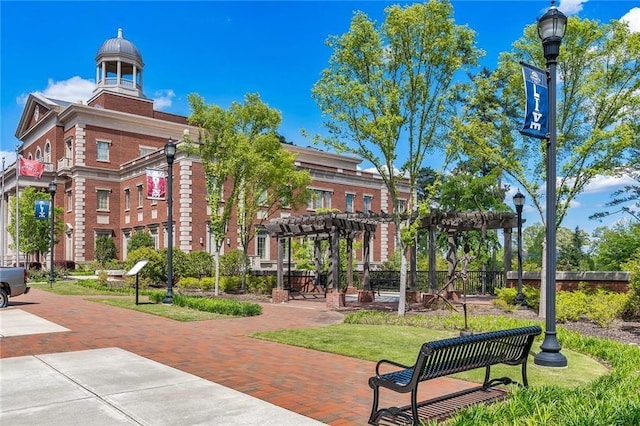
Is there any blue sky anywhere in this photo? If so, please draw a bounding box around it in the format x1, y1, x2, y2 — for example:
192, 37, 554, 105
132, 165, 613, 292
1, 0, 638, 235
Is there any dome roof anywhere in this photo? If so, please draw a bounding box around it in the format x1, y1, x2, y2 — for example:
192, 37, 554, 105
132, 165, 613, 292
96, 28, 143, 64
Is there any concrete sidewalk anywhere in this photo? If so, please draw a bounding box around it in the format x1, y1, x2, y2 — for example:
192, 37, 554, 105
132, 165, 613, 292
1, 346, 323, 425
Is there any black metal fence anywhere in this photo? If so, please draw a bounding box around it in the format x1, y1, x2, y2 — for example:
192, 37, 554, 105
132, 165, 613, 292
366, 270, 505, 295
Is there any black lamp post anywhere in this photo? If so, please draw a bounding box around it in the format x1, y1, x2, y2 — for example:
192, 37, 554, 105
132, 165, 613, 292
163, 138, 176, 304
48, 181, 56, 285
513, 190, 526, 306
534, 1, 568, 368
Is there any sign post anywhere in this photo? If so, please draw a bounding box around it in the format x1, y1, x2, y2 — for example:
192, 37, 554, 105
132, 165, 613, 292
126, 260, 149, 305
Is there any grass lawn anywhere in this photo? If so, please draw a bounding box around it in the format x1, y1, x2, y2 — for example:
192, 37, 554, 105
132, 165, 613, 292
30, 280, 127, 296
252, 323, 608, 388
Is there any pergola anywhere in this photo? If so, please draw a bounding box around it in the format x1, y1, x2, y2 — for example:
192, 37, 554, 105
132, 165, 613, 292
263, 210, 519, 306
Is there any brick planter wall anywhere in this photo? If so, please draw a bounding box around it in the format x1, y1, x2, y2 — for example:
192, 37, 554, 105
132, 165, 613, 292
506, 271, 630, 293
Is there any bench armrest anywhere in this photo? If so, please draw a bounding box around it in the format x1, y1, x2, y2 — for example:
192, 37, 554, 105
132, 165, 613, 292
375, 358, 413, 376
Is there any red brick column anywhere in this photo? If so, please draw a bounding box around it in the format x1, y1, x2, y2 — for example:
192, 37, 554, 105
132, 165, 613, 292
326, 291, 345, 309
406, 290, 419, 304
358, 290, 375, 303
271, 289, 290, 303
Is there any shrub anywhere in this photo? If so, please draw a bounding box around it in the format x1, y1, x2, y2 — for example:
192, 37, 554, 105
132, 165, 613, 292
177, 277, 200, 290
220, 249, 248, 276
494, 285, 539, 310
172, 294, 262, 316
128, 231, 155, 252
124, 247, 165, 285
97, 270, 109, 286
200, 277, 216, 291
220, 276, 242, 293
185, 251, 214, 278
247, 275, 276, 294
621, 250, 640, 320
95, 235, 118, 267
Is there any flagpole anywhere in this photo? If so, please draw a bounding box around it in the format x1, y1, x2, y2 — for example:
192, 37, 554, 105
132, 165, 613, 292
15, 146, 20, 267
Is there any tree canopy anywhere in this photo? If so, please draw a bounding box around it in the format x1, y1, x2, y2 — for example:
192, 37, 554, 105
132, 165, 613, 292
186, 92, 311, 292
311, 0, 482, 314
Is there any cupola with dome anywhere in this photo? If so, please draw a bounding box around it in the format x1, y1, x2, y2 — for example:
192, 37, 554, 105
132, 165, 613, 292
93, 28, 145, 98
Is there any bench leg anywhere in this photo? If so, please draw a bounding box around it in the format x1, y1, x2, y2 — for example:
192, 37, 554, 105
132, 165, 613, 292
368, 381, 381, 425
410, 389, 420, 425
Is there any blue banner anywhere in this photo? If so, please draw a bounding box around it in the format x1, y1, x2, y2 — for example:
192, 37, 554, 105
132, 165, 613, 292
520, 62, 548, 139
35, 199, 50, 220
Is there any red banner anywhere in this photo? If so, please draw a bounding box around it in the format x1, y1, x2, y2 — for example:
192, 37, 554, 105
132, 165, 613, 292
146, 169, 166, 200
19, 157, 45, 179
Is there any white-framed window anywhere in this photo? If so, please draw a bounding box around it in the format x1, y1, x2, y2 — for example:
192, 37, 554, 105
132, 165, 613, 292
44, 141, 51, 163
363, 195, 373, 213
97, 189, 110, 211
124, 188, 130, 210
122, 231, 131, 259
137, 185, 143, 208
150, 227, 159, 249
346, 193, 355, 213
279, 238, 291, 261
395, 199, 406, 214
97, 140, 110, 161
35, 148, 42, 161
307, 189, 332, 210
66, 190, 72, 212
257, 232, 269, 260
139, 146, 156, 157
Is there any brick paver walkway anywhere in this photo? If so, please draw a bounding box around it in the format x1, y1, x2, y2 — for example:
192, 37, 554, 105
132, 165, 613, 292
1, 289, 479, 425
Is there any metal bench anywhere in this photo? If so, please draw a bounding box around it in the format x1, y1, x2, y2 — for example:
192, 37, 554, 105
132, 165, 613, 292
369, 276, 400, 295
368, 326, 542, 425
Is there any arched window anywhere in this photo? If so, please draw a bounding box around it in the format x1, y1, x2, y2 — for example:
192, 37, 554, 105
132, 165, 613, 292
44, 140, 51, 163
35, 148, 42, 161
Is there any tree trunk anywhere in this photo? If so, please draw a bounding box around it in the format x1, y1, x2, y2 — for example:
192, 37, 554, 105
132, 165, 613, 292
539, 236, 547, 319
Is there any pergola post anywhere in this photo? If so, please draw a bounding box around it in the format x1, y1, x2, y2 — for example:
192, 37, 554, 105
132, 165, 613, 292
363, 230, 371, 290
346, 235, 354, 291
271, 236, 289, 303
428, 225, 436, 293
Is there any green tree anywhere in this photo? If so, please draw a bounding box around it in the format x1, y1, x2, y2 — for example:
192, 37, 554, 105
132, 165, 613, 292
593, 222, 640, 271
127, 231, 154, 253
95, 235, 117, 267
310, 0, 481, 315
557, 226, 592, 271
8, 187, 63, 267
451, 17, 639, 316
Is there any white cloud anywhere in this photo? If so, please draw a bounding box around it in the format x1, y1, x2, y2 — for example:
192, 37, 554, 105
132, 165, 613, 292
152, 89, 175, 110
1, 152, 17, 166
621, 7, 640, 33
580, 174, 637, 195
16, 76, 95, 106
558, 0, 587, 16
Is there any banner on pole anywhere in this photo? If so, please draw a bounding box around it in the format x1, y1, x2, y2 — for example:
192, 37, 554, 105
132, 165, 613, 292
146, 169, 166, 200
35, 199, 50, 220
19, 156, 45, 179
520, 62, 548, 139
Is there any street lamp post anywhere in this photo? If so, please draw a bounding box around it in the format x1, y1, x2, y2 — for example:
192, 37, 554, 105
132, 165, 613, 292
48, 181, 56, 285
534, 1, 568, 368
513, 190, 526, 306
163, 138, 176, 304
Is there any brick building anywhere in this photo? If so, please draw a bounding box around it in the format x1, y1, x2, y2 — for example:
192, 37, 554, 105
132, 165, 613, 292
0, 29, 409, 270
